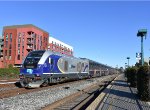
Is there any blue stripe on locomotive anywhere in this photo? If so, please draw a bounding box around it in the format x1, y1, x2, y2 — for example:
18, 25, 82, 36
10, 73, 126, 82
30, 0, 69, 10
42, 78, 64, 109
83, 64, 88, 72
43, 54, 62, 73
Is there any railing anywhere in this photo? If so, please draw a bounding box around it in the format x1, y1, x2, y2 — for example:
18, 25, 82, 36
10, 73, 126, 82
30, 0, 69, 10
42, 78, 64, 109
0, 42, 4, 45
27, 46, 33, 49
27, 35, 34, 39
27, 41, 33, 44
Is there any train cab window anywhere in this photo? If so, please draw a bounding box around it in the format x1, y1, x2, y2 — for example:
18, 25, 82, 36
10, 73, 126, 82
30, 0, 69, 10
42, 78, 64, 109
49, 58, 51, 64
49, 58, 54, 65
51, 59, 54, 65
24, 50, 45, 69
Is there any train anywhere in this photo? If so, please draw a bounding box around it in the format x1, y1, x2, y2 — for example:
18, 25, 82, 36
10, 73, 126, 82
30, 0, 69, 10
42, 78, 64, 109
19, 50, 116, 88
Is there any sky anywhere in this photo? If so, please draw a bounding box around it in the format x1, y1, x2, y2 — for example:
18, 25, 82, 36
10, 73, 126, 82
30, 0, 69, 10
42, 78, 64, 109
0, 0, 150, 68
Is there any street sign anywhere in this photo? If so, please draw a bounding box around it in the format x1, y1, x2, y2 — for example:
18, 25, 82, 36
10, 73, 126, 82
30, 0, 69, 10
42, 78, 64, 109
136, 52, 141, 58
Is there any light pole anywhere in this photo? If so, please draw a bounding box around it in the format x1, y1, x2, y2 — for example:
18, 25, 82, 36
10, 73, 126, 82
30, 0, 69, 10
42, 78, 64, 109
125, 63, 127, 69
127, 57, 130, 67
116, 65, 118, 74
137, 29, 147, 66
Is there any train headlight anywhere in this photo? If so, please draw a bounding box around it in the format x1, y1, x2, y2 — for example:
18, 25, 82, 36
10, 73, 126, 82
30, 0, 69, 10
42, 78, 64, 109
19, 74, 24, 79
34, 74, 41, 80
36, 74, 40, 76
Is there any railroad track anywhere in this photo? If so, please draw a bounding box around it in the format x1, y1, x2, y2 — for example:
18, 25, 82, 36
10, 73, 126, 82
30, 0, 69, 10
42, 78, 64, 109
0, 76, 109, 99
42, 75, 117, 110
0, 79, 88, 99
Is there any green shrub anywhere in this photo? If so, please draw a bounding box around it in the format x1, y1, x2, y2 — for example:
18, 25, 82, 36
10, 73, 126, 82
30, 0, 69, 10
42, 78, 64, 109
8, 64, 13, 68
125, 67, 130, 82
137, 66, 150, 101
125, 67, 137, 87
0, 67, 19, 79
130, 67, 137, 87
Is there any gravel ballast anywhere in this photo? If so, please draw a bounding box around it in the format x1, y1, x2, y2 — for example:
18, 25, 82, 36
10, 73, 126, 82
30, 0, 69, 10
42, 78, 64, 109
0, 75, 115, 110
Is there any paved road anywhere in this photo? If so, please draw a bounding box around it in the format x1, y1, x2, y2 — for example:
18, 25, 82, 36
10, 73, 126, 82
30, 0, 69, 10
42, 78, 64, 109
98, 74, 150, 110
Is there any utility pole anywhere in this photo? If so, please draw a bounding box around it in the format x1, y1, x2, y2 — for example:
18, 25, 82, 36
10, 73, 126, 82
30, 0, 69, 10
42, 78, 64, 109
137, 29, 147, 66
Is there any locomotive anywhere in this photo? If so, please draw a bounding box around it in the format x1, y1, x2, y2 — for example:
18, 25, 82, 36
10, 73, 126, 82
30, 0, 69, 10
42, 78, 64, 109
20, 50, 89, 88
19, 50, 116, 88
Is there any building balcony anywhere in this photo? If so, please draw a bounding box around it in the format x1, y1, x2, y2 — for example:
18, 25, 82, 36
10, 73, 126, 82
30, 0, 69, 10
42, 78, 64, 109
0, 53, 3, 57
0, 42, 4, 45
0, 45, 4, 49
0, 38, 4, 41
27, 41, 33, 44
27, 35, 34, 39
27, 46, 33, 50
0, 47, 4, 50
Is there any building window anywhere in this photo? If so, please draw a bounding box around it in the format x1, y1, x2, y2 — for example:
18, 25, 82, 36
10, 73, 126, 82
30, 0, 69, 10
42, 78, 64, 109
18, 49, 20, 54
9, 50, 11, 56
40, 36, 42, 41
32, 33, 35, 38
10, 33, 12, 42
53, 45, 55, 49
6, 34, 8, 41
34, 38, 36, 44
22, 37, 24, 46
37, 35, 39, 40
22, 46, 24, 54
5, 50, 7, 56
40, 36, 42, 46
41, 41, 42, 47
18, 32, 21, 37
18, 38, 21, 43
22, 55, 24, 60
9, 56, 11, 60
5, 41, 8, 48
18, 44, 20, 48
45, 38, 47, 42
34, 45, 36, 50
9, 44, 12, 49
44, 37, 45, 42
17, 55, 20, 60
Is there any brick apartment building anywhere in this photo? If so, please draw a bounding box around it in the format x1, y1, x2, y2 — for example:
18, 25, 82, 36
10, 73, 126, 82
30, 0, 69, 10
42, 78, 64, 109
1, 24, 49, 68
0, 24, 73, 68
0, 36, 4, 67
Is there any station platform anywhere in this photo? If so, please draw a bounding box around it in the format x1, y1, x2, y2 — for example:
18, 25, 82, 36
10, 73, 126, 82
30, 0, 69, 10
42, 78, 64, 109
87, 74, 150, 110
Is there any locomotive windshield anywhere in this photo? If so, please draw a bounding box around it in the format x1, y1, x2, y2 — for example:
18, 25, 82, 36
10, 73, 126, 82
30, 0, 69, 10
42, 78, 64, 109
24, 50, 45, 68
